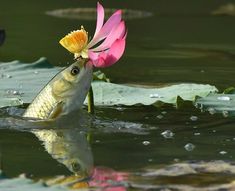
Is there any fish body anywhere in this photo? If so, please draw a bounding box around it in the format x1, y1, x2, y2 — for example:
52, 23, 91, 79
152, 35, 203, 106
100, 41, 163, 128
33, 126, 93, 177
23, 59, 94, 176
23, 60, 93, 119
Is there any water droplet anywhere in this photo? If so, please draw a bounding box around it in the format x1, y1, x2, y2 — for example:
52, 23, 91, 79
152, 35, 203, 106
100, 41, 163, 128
174, 158, 180, 162
161, 130, 174, 139
161, 111, 167, 115
222, 110, 229, 118
6, 90, 24, 96
194, 132, 200, 136
6, 74, 12, 78
184, 143, 195, 151
142, 141, 150, 145
217, 96, 231, 101
148, 158, 153, 162
149, 126, 158, 130
157, 115, 164, 119
116, 107, 125, 111
34, 71, 39, 74
190, 116, 198, 121
13, 90, 22, 95
219, 151, 227, 155
208, 107, 216, 115
149, 93, 163, 98
0, 74, 12, 78
212, 130, 217, 133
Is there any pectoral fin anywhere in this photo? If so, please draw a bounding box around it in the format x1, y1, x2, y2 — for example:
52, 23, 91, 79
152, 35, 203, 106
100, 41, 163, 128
49, 101, 64, 119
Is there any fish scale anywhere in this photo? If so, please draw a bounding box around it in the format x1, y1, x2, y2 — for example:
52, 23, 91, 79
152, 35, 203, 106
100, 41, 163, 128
23, 85, 57, 119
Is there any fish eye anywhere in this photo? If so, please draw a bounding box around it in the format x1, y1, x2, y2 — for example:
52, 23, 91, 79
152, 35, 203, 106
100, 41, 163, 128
71, 66, 80, 76
71, 162, 81, 172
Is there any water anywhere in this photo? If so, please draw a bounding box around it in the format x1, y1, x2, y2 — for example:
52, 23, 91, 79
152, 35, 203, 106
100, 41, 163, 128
1, 0, 235, 190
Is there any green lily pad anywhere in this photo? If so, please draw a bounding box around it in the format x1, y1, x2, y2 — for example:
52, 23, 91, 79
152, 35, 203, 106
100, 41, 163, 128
0, 58, 218, 108
85, 82, 217, 108
212, 3, 235, 16
195, 94, 235, 116
0, 175, 70, 191
46, 8, 153, 21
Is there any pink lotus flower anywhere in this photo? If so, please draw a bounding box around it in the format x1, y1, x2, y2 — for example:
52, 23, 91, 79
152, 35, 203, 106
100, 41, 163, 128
59, 2, 127, 68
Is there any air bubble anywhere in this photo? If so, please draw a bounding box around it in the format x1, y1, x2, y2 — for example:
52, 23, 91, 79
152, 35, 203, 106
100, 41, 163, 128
219, 151, 227, 155
208, 107, 216, 115
184, 143, 195, 151
142, 141, 150, 145
190, 116, 198, 121
222, 111, 229, 118
161, 130, 174, 139
157, 115, 164, 119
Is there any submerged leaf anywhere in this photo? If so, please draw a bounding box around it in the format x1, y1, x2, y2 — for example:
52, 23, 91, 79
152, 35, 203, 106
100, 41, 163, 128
0, 58, 217, 108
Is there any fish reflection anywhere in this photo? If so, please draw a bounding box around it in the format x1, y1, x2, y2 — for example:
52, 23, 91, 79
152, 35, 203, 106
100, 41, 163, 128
31, 110, 93, 178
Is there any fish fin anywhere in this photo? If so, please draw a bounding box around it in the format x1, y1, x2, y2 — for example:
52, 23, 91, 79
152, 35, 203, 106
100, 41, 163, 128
49, 101, 64, 119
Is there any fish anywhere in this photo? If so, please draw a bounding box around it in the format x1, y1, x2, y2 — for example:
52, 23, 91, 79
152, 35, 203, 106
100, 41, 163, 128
23, 59, 93, 119
32, 118, 94, 177
23, 59, 94, 177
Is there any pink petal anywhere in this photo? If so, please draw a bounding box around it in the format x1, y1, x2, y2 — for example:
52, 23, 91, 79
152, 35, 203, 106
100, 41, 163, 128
104, 38, 126, 67
88, 10, 122, 48
91, 21, 126, 51
92, 2, 105, 39
88, 50, 99, 61
89, 38, 126, 68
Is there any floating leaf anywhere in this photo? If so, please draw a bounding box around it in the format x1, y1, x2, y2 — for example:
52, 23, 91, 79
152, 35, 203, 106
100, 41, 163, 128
195, 94, 235, 116
46, 8, 153, 21
0, 175, 70, 191
223, 87, 235, 94
0, 58, 217, 108
85, 82, 217, 108
212, 3, 235, 16
0, 57, 60, 108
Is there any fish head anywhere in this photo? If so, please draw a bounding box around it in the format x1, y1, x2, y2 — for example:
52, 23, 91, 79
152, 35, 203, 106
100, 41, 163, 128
51, 59, 93, 116
58, 130, 94, 177
66, 156, 93, 178
35, 128, 94, 178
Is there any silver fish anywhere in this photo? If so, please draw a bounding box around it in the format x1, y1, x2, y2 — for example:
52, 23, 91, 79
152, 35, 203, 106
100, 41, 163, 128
23, 59, 94, 177
23, 59, 93, 119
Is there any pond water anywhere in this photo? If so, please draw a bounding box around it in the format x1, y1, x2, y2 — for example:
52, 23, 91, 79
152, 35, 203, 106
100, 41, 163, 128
1, 0, 235, 190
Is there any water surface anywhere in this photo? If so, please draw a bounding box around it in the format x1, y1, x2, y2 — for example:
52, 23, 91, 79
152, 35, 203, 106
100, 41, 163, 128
1, 0, 235, 190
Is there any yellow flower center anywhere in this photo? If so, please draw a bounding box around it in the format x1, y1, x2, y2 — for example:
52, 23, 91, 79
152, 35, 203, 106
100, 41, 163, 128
59, 26, 88, 58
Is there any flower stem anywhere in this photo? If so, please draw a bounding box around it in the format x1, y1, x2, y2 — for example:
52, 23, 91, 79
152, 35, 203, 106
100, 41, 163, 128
87, 86, 94, 114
